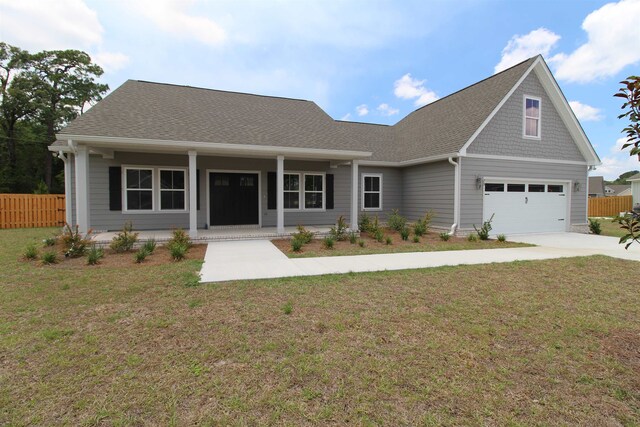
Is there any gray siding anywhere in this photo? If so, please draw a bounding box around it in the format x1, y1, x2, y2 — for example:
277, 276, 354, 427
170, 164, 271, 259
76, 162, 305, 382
401, 160, 455, 227
459, 157, 588, 229
468, 73, 586, 162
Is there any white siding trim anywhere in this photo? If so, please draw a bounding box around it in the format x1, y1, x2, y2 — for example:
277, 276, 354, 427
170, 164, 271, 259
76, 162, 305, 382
464, 153, 588, 165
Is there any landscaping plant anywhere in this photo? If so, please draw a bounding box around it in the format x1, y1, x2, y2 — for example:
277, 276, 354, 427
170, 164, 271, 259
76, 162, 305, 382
358, 213, 372, 233
110, 221, 139, 253
348, 231, 358, 244
374, 229, 384, 243
41, 250, 57, 265
413, 211, 434, 237
323, 236, 335, 249
86, 245, 104, 265
42, 237, 56, 247
412, 235, 420, 243
291, 237, 303, 252
61, 223, 91, 258
439, 232, 450, 241
141, 239, 157, 254
385, 236, 392, 245
292, 225, 314, 244
400, 227, 410, 241
170, 244, 188, 261
387, 209, 407, 232
467, 233, 479, 242
358, 239, 365, 247
497, 234, 507, 242
24, 244, 38, 260
134, 248, 149, 263
473, 214, 494, 240
168, 228, 192, 249
329, 215, 349, 241
588, 218, 602, 235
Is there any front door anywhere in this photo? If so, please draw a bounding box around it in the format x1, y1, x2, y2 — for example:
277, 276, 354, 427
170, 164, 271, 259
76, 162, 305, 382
209, 172, 259, 226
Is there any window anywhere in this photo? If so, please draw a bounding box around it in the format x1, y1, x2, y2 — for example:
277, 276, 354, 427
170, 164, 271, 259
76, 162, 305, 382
507, 183, 525, 192
283, 173, 300, 209
304, 174, 324, 209
159, 169, 186, 210
362, 174, 382, 210
528, 184, 545, 192
547, 184, 564, 193
484, 183, 504, 192
524, 96, 541, 138
125, 168, 153, 211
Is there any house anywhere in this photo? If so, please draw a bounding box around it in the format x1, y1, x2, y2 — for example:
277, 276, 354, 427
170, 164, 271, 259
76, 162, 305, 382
49, 55, 601, 238
605, 184, 631, 197
630, 173, 640, 207
588, 176, 605, 198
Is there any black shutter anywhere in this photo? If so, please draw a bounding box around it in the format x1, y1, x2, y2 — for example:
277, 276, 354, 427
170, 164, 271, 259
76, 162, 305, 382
267, 172, 276, 209
196, 169, 200, 210
326, 174, 334, 209
109, 167, 122, 211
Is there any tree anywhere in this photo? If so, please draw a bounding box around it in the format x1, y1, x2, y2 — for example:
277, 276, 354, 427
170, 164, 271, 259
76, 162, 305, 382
605, 170, 640, 185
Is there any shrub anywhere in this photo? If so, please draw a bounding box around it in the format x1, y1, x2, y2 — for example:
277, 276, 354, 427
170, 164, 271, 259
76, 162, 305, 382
588, 218, 602, 235
358, 239, 365, 247
86, 245, 104, 265
387, 209, 407, 232
330, 215, 349, 241
41, 251, 57, 265
168, 228, 191, 250
323, 236, 335, 249
141, 239, 157, 254
439, 232, 450, 241
400, 227, 410, 241
413, 211, 435, 237
293, 225, 314, 244
24, 244, 38, 260
412, 235, 420, 243
497, 234, 507, 242
134, 248, 149, 263
467, 233, 479, 242
473, 214, 494, 240
385, 236, 392, 245
43, 237, 56, 247
291, 237, 303, 252
374, 229, 384, 243
170, 244, 188, 261
110, 222, 139, 253
359, 213, 372, 233
61, 223, 91, 258
349, 231, 358, 244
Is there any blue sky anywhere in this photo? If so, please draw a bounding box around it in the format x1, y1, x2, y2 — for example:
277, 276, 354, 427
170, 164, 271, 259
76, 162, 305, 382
1, 0, 639, 179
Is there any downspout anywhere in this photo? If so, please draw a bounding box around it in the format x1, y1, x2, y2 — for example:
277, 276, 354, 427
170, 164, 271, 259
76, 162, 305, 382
448, 156, 460, 235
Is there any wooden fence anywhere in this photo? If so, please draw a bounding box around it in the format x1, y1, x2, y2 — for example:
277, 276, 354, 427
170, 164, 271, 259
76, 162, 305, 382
0, 194, 66, 229
588, 195, 633, 217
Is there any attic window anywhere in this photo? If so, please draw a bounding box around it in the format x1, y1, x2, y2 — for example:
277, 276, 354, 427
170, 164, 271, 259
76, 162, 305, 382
524, 96, 541, 138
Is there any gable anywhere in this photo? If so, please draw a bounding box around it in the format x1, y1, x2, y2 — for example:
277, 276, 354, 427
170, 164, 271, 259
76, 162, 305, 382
466, 72, 586, 162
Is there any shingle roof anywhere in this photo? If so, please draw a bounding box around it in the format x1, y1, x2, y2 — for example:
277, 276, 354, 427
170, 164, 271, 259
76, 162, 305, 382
588, 176, 605, 195
628, 173, 640, 181
57, 57, 538, 162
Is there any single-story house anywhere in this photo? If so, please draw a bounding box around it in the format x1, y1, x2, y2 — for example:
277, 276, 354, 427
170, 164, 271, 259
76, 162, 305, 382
588, 176, 605, 198
49, 55, 601, 238
605, 184, 631, 197
630, 173, 640, 207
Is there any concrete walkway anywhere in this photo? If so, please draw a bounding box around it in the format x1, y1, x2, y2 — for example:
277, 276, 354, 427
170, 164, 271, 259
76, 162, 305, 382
199, 233, 640, 283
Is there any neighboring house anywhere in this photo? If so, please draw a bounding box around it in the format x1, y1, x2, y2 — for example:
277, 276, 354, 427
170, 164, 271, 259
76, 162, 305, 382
629, 173, 640, 207
588, 176, 605, 198
605, 184, 631, 196
49, 55, 601, 237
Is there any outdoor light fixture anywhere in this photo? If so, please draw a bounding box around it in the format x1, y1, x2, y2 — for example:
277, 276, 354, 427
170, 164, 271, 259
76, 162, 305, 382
574, 182, 581, 192
475, 176, 483, 190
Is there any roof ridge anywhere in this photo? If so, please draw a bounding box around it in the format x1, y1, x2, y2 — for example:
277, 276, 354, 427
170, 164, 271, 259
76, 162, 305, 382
334, 120, 391, 127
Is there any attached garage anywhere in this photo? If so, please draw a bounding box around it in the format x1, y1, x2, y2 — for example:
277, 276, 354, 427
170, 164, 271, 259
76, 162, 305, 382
482, 179, 569, 235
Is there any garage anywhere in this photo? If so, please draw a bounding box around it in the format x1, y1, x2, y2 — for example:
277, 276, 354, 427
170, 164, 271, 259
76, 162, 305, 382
482, 180, 569, 235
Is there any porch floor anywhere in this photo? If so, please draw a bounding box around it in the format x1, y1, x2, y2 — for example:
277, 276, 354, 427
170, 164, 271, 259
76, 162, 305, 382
91, 225, 333, 244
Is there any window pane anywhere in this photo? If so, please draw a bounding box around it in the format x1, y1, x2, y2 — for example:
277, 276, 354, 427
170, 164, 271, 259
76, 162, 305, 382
284, 174, 299, 191
305, 192, 323, 209
172, 171, 184, 189
305, 175, 322, 191
214, 176, 229, 186
240, 176, 254, 187
526, 98, 539, 118
127, 190, 152, 210
126, 169, 139, 189
507, 184, 525, 192
525, 118, 538, 136
484, 183, 504, 192
548, 184, 564, 193
160, 170, 172, 189
529, 184, 545, 192
284, 192, 299, 209
364, 193, 380, 209
364, 176, 371, 192
371, 176, 380, 192
139, 170, 153, 189
161, 190, 185, 210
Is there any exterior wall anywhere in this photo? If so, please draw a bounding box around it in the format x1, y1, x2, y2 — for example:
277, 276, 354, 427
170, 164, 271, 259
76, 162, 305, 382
467, 72, 586, 162
358, 166, 403, 222
632, 180, 640, 206
401, 160, 455, 227
459, 157, 588, 230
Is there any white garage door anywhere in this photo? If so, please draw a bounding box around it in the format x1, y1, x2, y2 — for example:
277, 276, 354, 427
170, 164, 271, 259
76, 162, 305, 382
483, 181, 568, 235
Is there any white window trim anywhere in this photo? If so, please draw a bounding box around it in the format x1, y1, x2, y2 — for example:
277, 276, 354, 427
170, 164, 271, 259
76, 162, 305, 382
523, 95, 541, 140
361, 173, 383, 211
283, 171, 326, 212
122, 165, 190, 214
283, 172, 301, 211
158, 168, 189, 212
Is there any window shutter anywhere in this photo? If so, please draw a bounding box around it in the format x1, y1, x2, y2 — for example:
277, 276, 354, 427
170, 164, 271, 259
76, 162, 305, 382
267, 172, 276, 209
326, 174, 334, 209
196, 169, 200, 210
109, 167, 122, 211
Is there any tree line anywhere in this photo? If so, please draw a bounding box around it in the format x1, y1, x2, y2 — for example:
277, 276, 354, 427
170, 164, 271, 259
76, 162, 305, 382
0, 42, 108, 194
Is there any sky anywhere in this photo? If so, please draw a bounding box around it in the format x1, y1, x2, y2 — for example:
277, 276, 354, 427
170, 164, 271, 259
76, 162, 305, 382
1, 0, 639, 180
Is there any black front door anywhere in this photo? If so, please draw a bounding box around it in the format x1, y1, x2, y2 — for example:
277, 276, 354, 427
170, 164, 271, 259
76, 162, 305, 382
210, 172, 259, 226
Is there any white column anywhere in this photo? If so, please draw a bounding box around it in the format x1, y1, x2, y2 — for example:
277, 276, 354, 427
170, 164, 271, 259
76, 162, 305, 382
276, 155, 284, 234
188, 150, 198, 239
59, 151, 72, 226
74, 144, 89, 234
351, 160, 359, 231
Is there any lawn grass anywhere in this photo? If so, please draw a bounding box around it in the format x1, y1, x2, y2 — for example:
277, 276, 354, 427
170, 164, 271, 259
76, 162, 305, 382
590, 217, 628, 238
2, 227, 639, 425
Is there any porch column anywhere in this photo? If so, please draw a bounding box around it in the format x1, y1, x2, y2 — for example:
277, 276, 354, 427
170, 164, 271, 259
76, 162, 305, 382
74, 144, 89, 234
59, 151, 72, 226
351, 160, 359, 231
277, 155, 285, 234
188, 150, 198, 239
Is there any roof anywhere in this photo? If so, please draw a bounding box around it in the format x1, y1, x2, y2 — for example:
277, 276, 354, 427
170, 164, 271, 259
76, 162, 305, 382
588, 176, 605, 195
628, 173, 640, 181
606, 184, 631, 195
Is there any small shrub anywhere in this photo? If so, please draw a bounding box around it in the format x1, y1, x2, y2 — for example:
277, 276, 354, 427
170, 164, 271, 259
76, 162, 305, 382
43, 237, 56, 247
358, 239, 365, 247
588, 218, 602, 235
413, 211, 435, 237
439, 232, 450, 241
387, 209, 407, 231
400, 227, 410, 241
61, 223, 91, 258
329, 215, 349, 241
86, 245, 104, 265
412, 235, 420, 243
110, 222, 139, 253
41, 251, 58, 265
170, 244, 188, 261
282, 301, 293, 315
134, 248, 149, 263
467, 233, 479, 242
385, 236, 392, 245
323, 236, 335, 249
291, 237, 303, 252
348, 231, 358, 244
141, 239, 157, 254
24, 244, 38, 260
374, 229, 384, 243
359, 213, 372, 233
168, 228, 192, 250
293, 225, 314, 244
497, 234, 507, 242
473, 214, 494, 240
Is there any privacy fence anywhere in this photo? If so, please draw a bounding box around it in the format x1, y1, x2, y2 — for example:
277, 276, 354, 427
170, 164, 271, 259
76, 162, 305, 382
0, 194, 66, 229
588, 195, 633, 217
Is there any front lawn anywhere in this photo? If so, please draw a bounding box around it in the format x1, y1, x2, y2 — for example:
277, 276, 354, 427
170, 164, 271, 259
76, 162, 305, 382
1, 228, 639, 425
590, 217, 627, 238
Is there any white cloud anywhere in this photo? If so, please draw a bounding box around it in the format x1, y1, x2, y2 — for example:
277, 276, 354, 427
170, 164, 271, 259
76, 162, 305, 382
569, 101, 603, 122
356, 104, 369, 116
551, 0, 640, 83
393, 73, 438, 106
377, 103, 399, 116
594, 137, 640, 180
93, 52, 130, 73
494, 28, 560, 73
133, 0, 226, 46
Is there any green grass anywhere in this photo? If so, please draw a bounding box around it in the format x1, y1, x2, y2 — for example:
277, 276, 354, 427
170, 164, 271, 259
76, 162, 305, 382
590, 217, 628, 238
1, 227, 639, 425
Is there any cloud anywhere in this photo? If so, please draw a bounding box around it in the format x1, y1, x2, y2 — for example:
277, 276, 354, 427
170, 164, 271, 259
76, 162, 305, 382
93, 52, 130, 73
377, 103, 399, 116
494, 28, 560, 73
551, 0, 640, 83
356, 104, 369, 116
569, 101, 603, 122
133, 0, 226, 46
594, 137, 640, 180
393, 73, 438, 106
